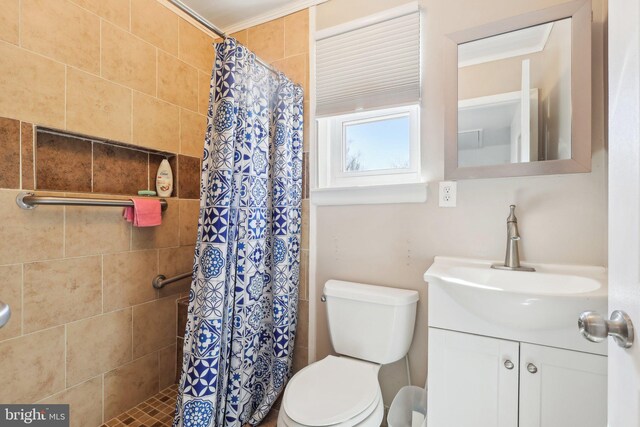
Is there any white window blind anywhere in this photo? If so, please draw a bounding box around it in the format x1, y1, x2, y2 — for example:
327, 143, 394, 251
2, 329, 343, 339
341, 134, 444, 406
315, 6, 421, 116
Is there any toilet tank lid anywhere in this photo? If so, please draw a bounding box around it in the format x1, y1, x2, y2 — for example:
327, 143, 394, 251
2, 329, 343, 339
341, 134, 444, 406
324, 280, 419, 306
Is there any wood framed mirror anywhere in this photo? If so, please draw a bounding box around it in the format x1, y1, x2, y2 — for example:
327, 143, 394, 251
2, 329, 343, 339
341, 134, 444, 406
444, 0, 592, 179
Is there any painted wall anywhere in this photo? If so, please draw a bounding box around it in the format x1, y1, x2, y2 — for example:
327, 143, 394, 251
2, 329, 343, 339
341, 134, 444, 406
313, 0, 607, 406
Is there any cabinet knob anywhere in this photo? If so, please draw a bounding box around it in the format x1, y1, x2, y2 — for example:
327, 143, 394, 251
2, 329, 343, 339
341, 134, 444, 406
503, 360, 514, 370
527, 363, 538, 374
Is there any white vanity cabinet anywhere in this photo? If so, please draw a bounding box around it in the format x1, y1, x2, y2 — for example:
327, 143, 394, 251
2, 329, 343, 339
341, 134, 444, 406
428, 328, 519, 427
428, 328, 607, 427
518, 342, 607, 427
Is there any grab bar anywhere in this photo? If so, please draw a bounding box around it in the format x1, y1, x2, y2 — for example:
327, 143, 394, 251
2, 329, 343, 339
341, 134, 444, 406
16, 192, 168, 211
0, 301, 11, 329
153, 272, 192, 289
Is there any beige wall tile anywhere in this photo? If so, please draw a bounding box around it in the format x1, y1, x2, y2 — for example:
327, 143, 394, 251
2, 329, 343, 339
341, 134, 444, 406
0, 190, 64, 265
70, 0, 130, 30
23, 256, 102, 333
0, 43, 65, 128
21, 0, 100, 74
301, 199, 309, 250
103, 249, 158, 312
0, 0, 19, 45
157, 51, 198, 111
303, 100, 310, 152
40, 376, 103, 427
177, 299, 188, 339
247, 18, 285, 64
158, 245, 194, 279
104, 352, 159, 420
132, 296, 176, 358
67, 308, 132, 387
180, 108, 206, 157
179, 19, 214, 72
102, 22, 156, 96
179, 199, 200, 246
299, 249, 309, 301
0, 326, 65, 403
284, 9, 309, 57
292, 346, 308, 374
65, 206, 131, 257
296, 300, 308, 348
230, 30, 248, 45
272, 54, 308, 91
198, 70, 212, 115
158, 344, 177, 389
132, 91, 180, 152
158, 245, 194, 297
131, 0, 178, 55
131, 198, 180, 249
0, 264, 21, 342
67, 68, 132, 143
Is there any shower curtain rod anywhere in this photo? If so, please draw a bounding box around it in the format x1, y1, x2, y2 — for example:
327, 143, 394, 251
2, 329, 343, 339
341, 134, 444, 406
168, 0, 279, 75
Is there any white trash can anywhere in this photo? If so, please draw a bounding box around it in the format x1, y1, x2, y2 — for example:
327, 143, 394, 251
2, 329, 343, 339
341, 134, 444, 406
387, 385, 427, 427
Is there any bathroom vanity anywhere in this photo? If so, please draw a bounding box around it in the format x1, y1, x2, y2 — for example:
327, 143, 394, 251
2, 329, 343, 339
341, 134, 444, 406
424, 257, 608, 427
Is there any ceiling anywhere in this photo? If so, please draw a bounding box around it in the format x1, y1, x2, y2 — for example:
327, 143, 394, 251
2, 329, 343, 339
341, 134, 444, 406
177, 0, 323, 33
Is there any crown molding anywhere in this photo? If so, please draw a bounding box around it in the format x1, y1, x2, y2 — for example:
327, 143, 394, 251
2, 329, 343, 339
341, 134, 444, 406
224, 0, 328, 34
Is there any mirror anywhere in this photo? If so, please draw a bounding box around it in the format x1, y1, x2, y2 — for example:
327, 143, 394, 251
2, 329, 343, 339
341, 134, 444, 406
445, 0, 592, 179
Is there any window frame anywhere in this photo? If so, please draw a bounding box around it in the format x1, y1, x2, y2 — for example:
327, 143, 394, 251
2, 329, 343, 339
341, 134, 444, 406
318, 104, 421, 189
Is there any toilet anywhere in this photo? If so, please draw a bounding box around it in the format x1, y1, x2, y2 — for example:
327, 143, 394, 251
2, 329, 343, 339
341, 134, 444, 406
278, 280, 419, 427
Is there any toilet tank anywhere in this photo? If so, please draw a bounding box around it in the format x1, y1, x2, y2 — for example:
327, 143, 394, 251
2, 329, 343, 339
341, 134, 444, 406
324, 280, 419, 364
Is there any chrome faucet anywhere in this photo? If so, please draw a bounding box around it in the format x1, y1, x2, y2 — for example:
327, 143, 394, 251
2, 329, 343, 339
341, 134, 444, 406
491, 205, 535, 272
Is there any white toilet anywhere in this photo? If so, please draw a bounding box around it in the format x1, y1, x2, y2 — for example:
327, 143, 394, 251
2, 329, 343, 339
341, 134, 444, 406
278, 279, 419, 427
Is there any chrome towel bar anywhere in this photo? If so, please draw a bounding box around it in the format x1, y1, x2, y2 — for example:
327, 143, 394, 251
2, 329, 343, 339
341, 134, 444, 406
16, 192, 168, 211
0, 301, 10, 329
153, 272, 192, 289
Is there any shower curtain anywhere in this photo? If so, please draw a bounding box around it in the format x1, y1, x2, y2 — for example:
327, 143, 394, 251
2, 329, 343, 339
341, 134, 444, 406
173, 38, 304, 427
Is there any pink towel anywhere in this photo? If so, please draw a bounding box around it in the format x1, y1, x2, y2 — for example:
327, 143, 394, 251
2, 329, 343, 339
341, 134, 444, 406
123, 198, 162, 227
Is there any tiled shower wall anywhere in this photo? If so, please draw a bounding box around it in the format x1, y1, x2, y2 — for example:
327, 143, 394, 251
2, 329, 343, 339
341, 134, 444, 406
0, 1, 310, 425
0, 119, 199, 427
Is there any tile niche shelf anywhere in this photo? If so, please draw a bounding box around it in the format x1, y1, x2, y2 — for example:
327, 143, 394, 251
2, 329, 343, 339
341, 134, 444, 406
34, 127, 202, 199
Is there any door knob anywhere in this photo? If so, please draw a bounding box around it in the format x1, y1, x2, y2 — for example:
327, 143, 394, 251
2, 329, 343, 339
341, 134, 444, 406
578, 310, 634, 348
0, 300, 10, 329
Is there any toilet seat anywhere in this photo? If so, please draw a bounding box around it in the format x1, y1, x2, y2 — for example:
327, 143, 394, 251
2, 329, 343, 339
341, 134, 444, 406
278, 392, 383, 427
282, 355, 381, 426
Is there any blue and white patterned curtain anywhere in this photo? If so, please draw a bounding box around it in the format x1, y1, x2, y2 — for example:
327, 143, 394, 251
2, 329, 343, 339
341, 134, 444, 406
173, 38, 304, 427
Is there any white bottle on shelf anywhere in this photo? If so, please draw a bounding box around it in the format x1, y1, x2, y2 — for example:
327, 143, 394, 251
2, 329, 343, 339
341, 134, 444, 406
156, 159, 173, 197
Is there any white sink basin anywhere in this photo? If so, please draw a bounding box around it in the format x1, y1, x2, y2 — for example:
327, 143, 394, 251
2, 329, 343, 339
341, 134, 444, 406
424, 257, 607, 332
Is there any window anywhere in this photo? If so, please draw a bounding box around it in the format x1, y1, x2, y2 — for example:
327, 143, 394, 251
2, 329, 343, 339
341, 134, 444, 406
318, 105, 420, 188
314, 3, 424, 200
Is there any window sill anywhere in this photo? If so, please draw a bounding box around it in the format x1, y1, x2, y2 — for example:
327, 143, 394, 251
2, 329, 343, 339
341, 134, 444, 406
311, 182, 428, 206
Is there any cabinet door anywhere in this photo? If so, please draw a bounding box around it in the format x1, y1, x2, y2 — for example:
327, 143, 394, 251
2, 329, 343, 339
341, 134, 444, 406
519, 343, 607, 427
427, 328, 519, 427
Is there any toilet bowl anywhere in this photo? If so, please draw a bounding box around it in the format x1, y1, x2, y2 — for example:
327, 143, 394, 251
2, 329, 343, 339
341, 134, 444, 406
278, 280, 419, 427
277, 355, 384, 427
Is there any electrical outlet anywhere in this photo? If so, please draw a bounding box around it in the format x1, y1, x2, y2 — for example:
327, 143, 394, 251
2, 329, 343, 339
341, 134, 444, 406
439, 181, 457, 207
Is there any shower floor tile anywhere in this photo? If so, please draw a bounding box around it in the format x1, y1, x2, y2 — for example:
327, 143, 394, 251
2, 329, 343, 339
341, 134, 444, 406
101, 384, 279, 427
